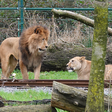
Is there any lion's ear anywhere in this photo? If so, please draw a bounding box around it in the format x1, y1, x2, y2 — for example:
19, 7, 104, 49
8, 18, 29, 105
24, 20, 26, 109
80, 56, 85, 62
34, 27, 42, 34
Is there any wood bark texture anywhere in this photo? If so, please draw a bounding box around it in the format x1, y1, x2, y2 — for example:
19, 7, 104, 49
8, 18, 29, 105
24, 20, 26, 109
0, 104, 57, 112
0, 101, 4, 107
85, 1, 108, 112
1, 98, 51, 105
51, 81, 112, 112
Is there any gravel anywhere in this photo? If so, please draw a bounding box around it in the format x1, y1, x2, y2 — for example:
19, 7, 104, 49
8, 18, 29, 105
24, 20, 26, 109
0, 86, 111, 96
0, 87, 52, 94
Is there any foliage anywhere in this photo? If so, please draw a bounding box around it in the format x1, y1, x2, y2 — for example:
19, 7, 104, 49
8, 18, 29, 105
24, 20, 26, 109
1, 0, 112, 47
0, 0, 94, 46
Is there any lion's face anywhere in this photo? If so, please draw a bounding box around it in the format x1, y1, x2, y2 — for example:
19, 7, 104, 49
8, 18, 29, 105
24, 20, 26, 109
28, 26, 49, 54
66, 56, 85, 72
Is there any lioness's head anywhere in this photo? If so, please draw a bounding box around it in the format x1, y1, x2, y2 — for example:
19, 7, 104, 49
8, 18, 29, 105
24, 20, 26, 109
20, 25, 50, 54
66, 56, 85, 72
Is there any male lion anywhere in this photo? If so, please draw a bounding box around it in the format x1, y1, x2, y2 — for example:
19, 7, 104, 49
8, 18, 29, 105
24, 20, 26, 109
66, 56, 112, 80
0, 25, 49, 79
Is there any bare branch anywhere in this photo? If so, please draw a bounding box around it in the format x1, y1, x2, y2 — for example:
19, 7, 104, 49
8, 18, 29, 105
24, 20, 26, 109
52, 9, 112, 36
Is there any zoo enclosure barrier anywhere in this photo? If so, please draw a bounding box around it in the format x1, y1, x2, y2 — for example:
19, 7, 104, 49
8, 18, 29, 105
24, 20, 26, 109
0, 0, 112, 47
0, 0, 112, 36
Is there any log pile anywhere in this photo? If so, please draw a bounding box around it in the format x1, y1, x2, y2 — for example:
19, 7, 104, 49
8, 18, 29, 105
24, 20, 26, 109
0, 81, 112, 112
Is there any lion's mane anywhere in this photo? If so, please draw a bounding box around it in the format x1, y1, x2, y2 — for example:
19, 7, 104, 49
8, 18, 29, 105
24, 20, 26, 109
19, 25, 49, 69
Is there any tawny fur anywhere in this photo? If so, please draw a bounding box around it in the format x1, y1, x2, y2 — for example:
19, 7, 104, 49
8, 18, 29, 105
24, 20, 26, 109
0, 25, 50, 79
67, 56, 112, 80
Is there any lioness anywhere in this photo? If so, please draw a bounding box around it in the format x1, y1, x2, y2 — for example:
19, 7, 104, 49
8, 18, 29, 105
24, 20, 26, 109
0, 25, 50, 79
66, 56, 112, 80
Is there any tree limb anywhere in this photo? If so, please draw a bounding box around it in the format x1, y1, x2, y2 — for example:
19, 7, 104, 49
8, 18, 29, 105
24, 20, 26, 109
52, 8, 112, 36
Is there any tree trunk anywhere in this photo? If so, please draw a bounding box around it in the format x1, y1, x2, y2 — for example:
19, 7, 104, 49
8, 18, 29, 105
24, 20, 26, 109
51, 81, 112, 112
0, 104, 57, 112
52, 8, 112, 36
85, 0, 108, 112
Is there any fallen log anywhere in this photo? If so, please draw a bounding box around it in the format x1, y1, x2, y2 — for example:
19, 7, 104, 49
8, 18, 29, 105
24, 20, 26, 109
1, 98, 51, 105
41, 43, 112, 71
51, 81, 112, 112
0, 104, 57, 112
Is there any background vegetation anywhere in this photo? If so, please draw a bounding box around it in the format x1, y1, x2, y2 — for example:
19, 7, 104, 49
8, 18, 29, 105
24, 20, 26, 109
1, 0, 112, 47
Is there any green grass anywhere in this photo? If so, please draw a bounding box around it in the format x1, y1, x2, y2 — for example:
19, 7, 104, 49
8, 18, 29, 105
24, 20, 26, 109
0, 90, 68, 112
0, 90, 51, 101
0, 69, 77, 112
0, 69, 78, 80
40, 71, 77, 80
